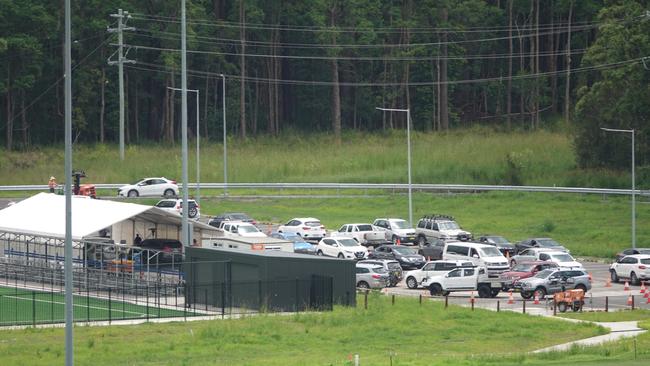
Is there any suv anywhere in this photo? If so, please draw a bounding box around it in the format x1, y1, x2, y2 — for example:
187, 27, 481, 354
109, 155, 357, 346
355, 263, 390, 289
516, 268, 591, 299
610, 254, 650, 285
404, 260, 474, 289
442, 241, 509, 277
357, 259, 403, 287
278, 217, 327, 241
415, 214, 472, 245
372, 218, 417, 245
154, 199, 200, 219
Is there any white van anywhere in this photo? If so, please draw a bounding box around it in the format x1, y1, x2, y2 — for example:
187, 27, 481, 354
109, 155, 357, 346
442, 242, 509, 277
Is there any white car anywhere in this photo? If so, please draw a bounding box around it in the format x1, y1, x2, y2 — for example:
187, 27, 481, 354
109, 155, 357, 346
277, 217, 326, 240
154, 199, 200, 220
404, 260, 473, 289
610, 254, 650, 285
511, 248, 582, 269
220, 222, 267, 238
118, 177, 179, 198
316, 237, 369, 260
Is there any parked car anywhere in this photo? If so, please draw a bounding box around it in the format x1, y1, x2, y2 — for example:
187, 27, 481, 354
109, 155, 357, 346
316, 237, 368, 260
404, 260, 473, 289
415, 214, 472, 244
372, 218, 417, 245
369, 245, 426, 270
442, 241, 509, 277
418, 238, 446, 260
138, 239, 183, 263
609, 254, 650, 285
220, 222, 267, 238
271, 232, 316, 255
118, 177, 178, 198
514, 237, 568, 254
499, 261, 559, 289
355, 263, 390, 289
421, 265, 502, 298
478, 235, 516, 257
510, 248, 582, 269
336, 223, 386, 247
208, 212, 256, 228
278, 217, 327, 241
154, 198, 200, 220
615, 248, 650, 262
516, 268, 591, 299
357, 259, 403, 287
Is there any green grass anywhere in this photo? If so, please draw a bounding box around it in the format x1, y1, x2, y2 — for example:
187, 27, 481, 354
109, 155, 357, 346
0, 129, 637, 188
0, 286, 188, 325
559, 309, 650, 322
0, 293, 606, 365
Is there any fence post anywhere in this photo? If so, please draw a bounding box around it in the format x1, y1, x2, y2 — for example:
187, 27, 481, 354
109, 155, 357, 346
364, 290, 368, 310
445, 295, 448, 309
553, 299, 557, 316
32, 291, 36, 327
522, 300, 526, 314
632, 295, 635, 311
605, 296, 609, 312
146, 285, 150, 321
86, 287, 90, 322
51, 288, 55, 323
497, 300, 500, 312
258, 280, 263, 311
419, 294, 422, 305
205, 288, 209, 312
221, 282, 226, 319
108, 287, 112, 325
295, 278, 299, 312
392, 294, 395, 306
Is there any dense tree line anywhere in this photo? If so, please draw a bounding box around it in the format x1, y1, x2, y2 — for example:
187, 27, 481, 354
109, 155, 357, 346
0, 0, 647, 170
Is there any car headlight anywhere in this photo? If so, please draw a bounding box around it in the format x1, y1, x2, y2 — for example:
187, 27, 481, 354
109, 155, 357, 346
344, 250, 353, 254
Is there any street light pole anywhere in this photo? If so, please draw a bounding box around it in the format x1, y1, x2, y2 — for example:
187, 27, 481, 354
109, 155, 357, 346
376, 107, 413, 226
220, 74, 227, 196
601, 127, 636, 249
168, 87, 200, 206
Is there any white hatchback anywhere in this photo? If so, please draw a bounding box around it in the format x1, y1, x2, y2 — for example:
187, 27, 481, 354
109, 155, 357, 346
118, 177, 179, 198
316, 237, 368, 260
278, 217, 326, 240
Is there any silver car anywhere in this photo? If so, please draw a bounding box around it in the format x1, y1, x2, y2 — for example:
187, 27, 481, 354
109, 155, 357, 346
355, 263, 390, 289
517, 268, 591, 299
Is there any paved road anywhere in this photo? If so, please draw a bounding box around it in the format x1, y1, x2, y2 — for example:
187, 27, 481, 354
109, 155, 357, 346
384, 261, 650, 313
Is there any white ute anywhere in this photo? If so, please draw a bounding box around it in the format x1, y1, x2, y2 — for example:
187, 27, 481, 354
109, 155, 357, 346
336, 223, 386, 247
421, 265, 502, 298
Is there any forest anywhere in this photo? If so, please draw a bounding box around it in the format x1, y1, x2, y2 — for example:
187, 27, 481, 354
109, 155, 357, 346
1, 0, 649, 169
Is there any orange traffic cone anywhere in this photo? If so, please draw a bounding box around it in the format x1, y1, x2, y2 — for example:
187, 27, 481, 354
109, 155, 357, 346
533, 293, 540, 305
646, 296, 650, 304
605, 278, 612, 288
508, 290, 514, 304
624, 281, 630, 291
588, 273, 593, 282
641, 282, 646, 294
645, 291, 649, 299
627, 294, 633, 306
396, 237, 401, 245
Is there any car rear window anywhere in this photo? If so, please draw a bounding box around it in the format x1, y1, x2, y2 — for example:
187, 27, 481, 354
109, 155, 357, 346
387, 262, 401, 270
372, 267, 387, 274
641, 259, 650, 265
357, 224, 373, 231
305, 221, 322, 227
156, 201, 176, 208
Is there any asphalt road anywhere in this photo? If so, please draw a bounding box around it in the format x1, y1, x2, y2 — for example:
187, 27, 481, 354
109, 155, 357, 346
385, 261, 650, 313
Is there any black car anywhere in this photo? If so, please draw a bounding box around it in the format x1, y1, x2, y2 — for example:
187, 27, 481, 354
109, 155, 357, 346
137, 239, 183, 264
369, 245, 426, 270
515, 238, 568, 254
208, 212, 256, 228
418, 238, 445, 260
478, 235, 516, 257
615, 248, 650, 262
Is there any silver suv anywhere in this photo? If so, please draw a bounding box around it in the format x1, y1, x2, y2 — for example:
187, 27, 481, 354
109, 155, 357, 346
154, 199, 200, 219
516, 268, 591, 299
355, 263, 390, 289
372, 218, 417, 245
415, 214, 472, 244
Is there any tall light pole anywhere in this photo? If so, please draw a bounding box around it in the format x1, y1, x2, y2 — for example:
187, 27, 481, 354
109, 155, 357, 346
601, 127, 636, 249
180, 0, 189, 247
220, 74, 227, 196
168, 87, 200, 206
64, 0, 74, 364
376, 107, 413, 226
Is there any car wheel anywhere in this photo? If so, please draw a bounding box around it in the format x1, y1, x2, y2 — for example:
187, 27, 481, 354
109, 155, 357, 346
163, 189, 175, 198
417, 235, 427, 247
520, 291, 533, 300
429, 283, 443, 296
188, 207, 198, 218
631, 272, 639, 286
127, 190, 139, 198
337, 253, 345, 259
510, 259, 516, 267
406, 276, 418, 289
357, 281, 369, 289
610, 270, 619, 283
533, 287, 546, 300
574, 284, 587, 293
558, 302, 568, 313
317, 250, 323, 256
478, 284, 491, 298
572, 301, 583, 312
490, 289, 500, 298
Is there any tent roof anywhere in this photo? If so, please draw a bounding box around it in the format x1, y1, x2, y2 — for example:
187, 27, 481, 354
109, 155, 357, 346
0, 193, 215, 240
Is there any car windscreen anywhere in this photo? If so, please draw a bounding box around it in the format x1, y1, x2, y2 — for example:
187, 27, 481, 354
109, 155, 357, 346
230, 213, 251, 221
392, 247, 418, 255
479, 247, 503, 257
438, 221, 460, 230
357, 224, 373, 231
391, 220, 409, 229
512, 263, 536, 272
537, 239, 561, 247
550, 253, 574, 262
638, 249, 650, 255
305, 221, 322, 227
534, 269, 555, 279
371, 266, 387, 274
238, 225, 260, 234
338, 239, 359, 247
487, 236, 508, 244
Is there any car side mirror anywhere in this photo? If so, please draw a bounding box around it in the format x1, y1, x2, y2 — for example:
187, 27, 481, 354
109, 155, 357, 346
333, 244, 339, 247
472, 254, 479, 259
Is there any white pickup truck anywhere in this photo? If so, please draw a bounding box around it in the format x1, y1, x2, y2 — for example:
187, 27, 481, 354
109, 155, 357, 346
421, 265, 503, 298
336, 223, 387, 247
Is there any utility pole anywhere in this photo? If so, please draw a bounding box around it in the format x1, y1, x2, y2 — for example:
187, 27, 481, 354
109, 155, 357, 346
64, 0, 73, 364
108, 9, 135, 161
181, 0, 189, 247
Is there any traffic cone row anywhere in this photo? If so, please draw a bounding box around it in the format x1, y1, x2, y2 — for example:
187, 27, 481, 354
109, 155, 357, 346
624, 281, 630, 291
507, 290, 514, 304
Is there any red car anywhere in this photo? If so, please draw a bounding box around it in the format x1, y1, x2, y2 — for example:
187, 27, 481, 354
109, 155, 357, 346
500, 261, 559, 289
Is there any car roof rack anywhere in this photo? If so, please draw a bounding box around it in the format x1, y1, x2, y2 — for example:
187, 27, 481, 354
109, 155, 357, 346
420, 214, 455, 221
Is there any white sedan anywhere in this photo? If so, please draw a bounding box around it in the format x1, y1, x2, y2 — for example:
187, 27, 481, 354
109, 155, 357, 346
118, 177, 179, 198
277, 217, 326, 240
316, 237, 368, 260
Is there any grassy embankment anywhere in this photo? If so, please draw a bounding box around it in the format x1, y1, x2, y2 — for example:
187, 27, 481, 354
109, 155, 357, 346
0, 293, 607, 366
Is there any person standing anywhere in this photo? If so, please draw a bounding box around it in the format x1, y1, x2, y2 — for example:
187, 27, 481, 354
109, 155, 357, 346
48, 176, 57, 193
134, 233, 142, 246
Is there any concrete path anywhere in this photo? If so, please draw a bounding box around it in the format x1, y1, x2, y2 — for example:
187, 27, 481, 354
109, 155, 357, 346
533, 321, 646, 353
